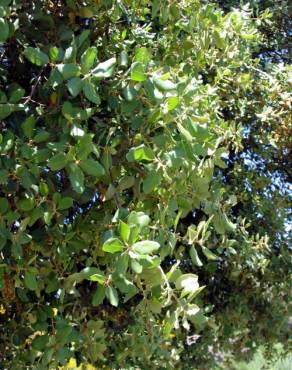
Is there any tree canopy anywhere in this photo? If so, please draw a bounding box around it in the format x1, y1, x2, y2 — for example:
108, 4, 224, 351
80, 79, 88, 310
0, 1, 291, 369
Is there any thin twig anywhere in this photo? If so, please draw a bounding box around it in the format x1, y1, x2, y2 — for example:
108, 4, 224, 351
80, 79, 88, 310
109, 167, 121, 209
23, 67, 45, 105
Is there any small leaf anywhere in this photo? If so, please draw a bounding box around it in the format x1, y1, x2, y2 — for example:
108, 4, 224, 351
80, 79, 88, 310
49, 46, 60, 62
18, 198, 35, 211
48, 153, 68, 171
67, 163, 85, 194
80, 158, 105, 177
0, 197, 9, 214
115, 254, 129, 275
128, 225, 139, 245
67, 77, 83, 97
190, 246, 203, 267
143, 170, 162, 194
92, 285, 105, 306
81, 46, 97, 73
119, 221, 130, 243
22, 115, 36, 138
83, 80, 100, 105
58, 197, 73, 210
88, 274, 106, 284
0, 18, 9, 43
34, 130, 50, 143
105, 286, 119, 307
32, 335, 49, 351
0, 103, 16, 119
102, 238, 124, 253
178, 123, 193, 142
131, 259, 143, 274
167, 96, 179, 111
222, 213, 236, 233
175, 273, 199, 296
134, 47, 151, 65
92, 57, 116, 78
132, 241, 160, 255
128, 211, 150, 229
131, 62, 147, 82
120, 51, 128, 67
57, 63, 80, 80
24, 272, 38, 291
201, 246, 218, 261
153, 77, 177, 91
9, 88, 25, 103
24, 47, 49, 66
126, 145, 155, 162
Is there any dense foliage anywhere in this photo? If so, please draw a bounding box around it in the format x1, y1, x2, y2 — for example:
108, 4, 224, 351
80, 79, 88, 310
0, 1, 291, 369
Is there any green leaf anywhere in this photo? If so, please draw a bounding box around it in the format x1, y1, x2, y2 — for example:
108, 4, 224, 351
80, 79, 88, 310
32, 335, 49, 351
201, 246, 218, 261
67, 163, 85, 194
39, 182, 49, 196
48, 153, 68, 171
128, 211, 150, 229
18, 198, 35, 212
140, 267, 163, 286
76, 29, 90, 47
119, 221, 130, 243
118, 176, 135, 191
67, 77, 83, 97
92, 57, 116, 78
123, 86, 137, 101
92, 285, 106, 306
153, 77, 177, 91
167, 96, 179, 111
62, 101, 74, 119
81, 46, 97, 73
0, 197, 9, 214
134, 47, 151, 65
64, 45, 76, 63
178, 123, 193, 142
83, 80, 101, 105
132, 241, 160, 255
105, 286, 119, 307
24, 272, 38, 291
126, 145, 155, 162
9, 88, 25, 103
115, 254, 129, 275
80, 158, 105, 177
190, 246, 203, 267
0, 103, 15, 119
0, 18, 9, 43
222, 213, 237, 232
175, 273, 199, 296
28, 207, 44, 226
57, 63, 81, 80
131, 259, 143, 274
120, 51, 128, 67
22, 115, 36, 138
49, 46, 60, 62
128, 225, 139, 245
102, 238, 124, 253
58, 197, 73, 210
34, 130, 50, 143
88, 274, 106, 284
143, 170, 162, 194
23, 47, 49, 66
131, 62, 147, 82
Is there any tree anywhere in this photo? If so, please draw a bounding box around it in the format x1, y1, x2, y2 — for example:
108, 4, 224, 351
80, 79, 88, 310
0, 1, 290, 369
